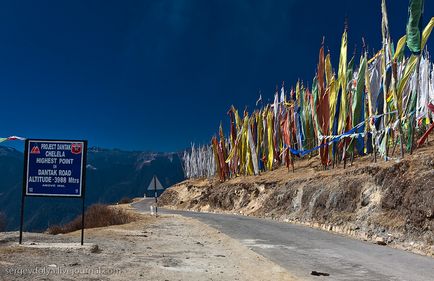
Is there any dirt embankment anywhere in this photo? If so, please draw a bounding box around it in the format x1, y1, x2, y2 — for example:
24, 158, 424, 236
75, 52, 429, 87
0, 202, 294, 281
159, 145, 434, 256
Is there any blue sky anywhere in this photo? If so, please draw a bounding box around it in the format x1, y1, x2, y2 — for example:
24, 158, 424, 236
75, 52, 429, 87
0, 0, 432, 152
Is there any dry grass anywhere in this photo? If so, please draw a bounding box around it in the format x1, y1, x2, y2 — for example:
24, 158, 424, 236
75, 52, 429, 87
47, 204, 136, 235
0, 246, 40, 255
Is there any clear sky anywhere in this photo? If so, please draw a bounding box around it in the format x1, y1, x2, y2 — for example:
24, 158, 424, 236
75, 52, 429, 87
1, 0, 433, 152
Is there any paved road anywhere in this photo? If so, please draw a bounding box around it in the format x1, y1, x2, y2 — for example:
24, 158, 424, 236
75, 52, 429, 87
133, 199, 434, 281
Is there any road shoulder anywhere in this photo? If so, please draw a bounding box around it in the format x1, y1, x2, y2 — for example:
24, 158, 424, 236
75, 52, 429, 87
0, 204, 296, 281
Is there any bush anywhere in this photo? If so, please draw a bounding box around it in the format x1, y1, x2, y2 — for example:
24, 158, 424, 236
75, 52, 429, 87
0, 212, 6, 232
47, 204, 135, 235
118, 197, 133, 204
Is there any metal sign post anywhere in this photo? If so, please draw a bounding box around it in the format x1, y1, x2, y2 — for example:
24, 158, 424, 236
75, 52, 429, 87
154, 176, 158, 217
147, 175, 164, 217
20, 139, 87, 245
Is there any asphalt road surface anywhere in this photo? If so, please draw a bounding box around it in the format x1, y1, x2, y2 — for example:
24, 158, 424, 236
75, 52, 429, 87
133, 198, 434, 281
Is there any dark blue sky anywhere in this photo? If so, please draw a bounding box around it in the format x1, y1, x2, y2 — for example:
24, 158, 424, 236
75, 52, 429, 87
1, 0, 432, 152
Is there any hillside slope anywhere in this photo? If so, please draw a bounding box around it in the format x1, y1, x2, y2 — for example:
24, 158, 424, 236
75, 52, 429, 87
160, 144, 434, 256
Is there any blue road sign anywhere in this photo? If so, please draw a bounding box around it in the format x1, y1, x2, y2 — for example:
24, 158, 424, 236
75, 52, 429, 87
24, 139, 87, 197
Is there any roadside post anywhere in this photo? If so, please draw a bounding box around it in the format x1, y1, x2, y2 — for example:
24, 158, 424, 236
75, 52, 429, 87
20, 139, 87, 245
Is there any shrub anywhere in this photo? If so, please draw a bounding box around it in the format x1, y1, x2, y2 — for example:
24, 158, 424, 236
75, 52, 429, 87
47, 204, 135, 234
118, 197, 133, 204
0, 212, 6, 232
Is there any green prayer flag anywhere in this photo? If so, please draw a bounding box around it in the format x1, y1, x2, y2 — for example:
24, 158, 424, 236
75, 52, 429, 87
406, 0, 424, 53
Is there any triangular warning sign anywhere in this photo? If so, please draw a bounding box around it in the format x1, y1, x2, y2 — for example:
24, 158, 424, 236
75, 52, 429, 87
30, 146, 40, 154
147, 176, 164, 191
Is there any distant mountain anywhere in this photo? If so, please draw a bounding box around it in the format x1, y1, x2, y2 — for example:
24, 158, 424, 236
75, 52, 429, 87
0, 146, 185, 231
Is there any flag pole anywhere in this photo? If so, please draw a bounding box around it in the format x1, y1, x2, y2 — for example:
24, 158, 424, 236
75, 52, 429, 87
411, 54, 422, 154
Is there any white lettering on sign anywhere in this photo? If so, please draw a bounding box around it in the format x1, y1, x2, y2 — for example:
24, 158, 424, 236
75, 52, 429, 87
38, 169, 57, 176
59, 158, 74, 164
68, 177, 79, 184
28, 176, 52, 183
45, 151, 65, 157
59, 170, 72, 176
41, 143, 56, 150
54, 177, 67, 183
57, 144, 71, 150
36, 158, 58, 164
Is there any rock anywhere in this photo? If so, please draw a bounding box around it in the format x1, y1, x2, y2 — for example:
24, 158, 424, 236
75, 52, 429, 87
311, 271, 330, 276
255, 184, 265, 193
375, 237, 387, 246
90, 244, 101, 253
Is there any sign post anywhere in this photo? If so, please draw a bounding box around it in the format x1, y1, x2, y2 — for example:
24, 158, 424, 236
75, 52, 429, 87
147, 176, 163, 217
20, 139, 87, 245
